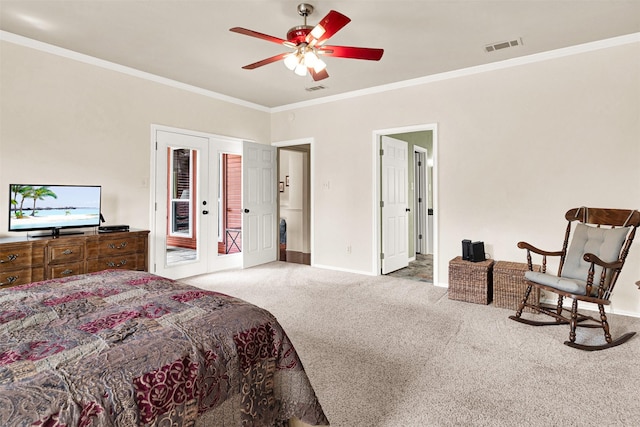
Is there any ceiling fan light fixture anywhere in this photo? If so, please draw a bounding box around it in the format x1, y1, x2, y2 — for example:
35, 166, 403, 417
294, 62, 308, 76
304, 49, 319, 68
313, 58, 327, 72
284, 53, 299, 70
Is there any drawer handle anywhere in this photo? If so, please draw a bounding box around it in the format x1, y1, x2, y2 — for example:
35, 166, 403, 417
62, 249, 73, 255
1, 275, 19, 287
108, 242, 128, 250
0, 254, 18, 264
107, 260, 127, 268
61, 269, 74, 276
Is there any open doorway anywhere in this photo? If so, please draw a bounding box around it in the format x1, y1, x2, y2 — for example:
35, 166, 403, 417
275, 140, 312, 265
373, 125, 438, 284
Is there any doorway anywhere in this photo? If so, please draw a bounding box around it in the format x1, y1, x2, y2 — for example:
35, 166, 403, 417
274, 139, 312, 265
373, 124, 438, 284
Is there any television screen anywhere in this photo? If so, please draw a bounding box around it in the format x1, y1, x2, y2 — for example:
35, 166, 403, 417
9, 184, 102, 234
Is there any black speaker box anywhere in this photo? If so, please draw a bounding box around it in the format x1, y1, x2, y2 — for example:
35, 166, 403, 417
469, 241, 486, 262
462, 239, 472, 260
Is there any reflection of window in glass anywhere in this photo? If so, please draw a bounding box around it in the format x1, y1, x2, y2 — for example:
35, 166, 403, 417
170, 148, 192, 237
217, 153, 242, 255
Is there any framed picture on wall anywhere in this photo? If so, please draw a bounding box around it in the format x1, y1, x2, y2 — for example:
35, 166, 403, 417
286, 175, 290, 186
279, 182, 284, 192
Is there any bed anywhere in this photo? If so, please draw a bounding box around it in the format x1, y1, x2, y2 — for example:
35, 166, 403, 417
0, 269, 329, 426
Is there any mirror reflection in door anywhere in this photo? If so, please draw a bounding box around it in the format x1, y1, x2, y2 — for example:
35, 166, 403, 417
166, 147, 198, 264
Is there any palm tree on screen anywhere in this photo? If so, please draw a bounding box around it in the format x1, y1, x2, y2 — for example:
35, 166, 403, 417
30, 186, 58, 216
9, 185, 34, 219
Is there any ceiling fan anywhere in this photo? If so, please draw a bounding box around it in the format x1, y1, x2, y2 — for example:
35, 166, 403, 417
229, 3, 384, 81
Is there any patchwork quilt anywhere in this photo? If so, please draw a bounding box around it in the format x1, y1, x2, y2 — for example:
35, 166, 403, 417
0, 269, 328, 426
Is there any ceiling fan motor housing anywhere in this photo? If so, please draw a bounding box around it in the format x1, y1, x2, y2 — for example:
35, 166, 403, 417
287, 25, 313, 44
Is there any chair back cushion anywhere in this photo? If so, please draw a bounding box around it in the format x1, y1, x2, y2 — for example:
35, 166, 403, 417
561, 223, 629, 286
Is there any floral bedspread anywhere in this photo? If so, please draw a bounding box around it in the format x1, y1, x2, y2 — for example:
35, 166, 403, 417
0, 270, 328, 426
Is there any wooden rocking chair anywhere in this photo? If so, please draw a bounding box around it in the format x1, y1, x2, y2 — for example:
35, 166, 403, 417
509, 207, 640, 351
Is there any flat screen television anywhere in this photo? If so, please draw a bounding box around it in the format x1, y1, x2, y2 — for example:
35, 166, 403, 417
9, 184, 102, 236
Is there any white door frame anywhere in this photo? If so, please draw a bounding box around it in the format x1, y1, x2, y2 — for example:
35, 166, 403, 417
414, 146, 429, 255
272, 137, 314, 266
372, 124, 439, 285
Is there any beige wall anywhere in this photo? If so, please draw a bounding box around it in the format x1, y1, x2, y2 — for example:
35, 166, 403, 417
2, 38, 639, 315
0, 41, 270, 235
271, 42, 640, 315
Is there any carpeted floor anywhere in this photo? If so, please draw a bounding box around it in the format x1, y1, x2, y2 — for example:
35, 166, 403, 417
183, 262, 640, 427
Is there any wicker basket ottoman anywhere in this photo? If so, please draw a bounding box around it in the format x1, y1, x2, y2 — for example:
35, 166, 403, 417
493, 261, 541, 312
448, 256, 494, 304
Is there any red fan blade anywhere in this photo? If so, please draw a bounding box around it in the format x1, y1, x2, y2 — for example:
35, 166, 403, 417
306, 10, 351, 45
319, 45, 384, 61
230, 27, 289, 46
241, 52, 290, 69
310, 67, 329, 81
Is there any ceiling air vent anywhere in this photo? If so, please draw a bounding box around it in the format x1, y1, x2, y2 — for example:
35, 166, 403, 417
485, 38, 523, 53
305, 85, 327, 92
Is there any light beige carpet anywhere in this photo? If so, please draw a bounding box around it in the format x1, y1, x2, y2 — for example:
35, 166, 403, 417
183, 262, 640, 427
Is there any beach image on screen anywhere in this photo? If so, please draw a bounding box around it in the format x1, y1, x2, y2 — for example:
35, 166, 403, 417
9, 185, 101, 230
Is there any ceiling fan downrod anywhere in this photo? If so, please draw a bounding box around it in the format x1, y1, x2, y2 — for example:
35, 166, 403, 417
297, 3, 314, 25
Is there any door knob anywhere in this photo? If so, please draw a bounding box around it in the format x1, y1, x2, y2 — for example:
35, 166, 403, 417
244, 209, 250, 213
202, 210, 209, 215
405, 208, 411, 212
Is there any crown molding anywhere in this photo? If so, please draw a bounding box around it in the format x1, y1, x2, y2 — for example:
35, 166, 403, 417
2, 30, 638, 114
271, 32, 640, 113
0, 30, 270, 113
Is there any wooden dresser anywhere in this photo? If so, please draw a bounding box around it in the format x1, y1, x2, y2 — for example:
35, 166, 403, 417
0, 230, 149, 290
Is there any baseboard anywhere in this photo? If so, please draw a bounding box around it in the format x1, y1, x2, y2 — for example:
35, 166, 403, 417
540, 296, 640, 318
312, 263, 377, 276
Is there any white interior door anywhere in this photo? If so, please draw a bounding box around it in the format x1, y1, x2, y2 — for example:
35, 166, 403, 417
381, 136, 409, 274
242, 141, 277, 268
154, 129, 210, 279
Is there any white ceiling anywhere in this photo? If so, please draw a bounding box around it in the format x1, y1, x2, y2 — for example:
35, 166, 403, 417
1, 1, 639, 108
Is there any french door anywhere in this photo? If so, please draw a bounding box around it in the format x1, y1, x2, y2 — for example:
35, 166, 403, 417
152, 127, 277, 279
242, 142, 277, 268
154, 129, 211, 279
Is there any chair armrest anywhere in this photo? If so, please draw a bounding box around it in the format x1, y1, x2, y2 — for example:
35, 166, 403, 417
517, 241, 564, 257
583, 253, 623, 270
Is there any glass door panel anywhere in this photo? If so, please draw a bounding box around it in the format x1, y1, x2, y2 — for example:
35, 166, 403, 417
217, 153, 242, 256
166, 148, 196, 264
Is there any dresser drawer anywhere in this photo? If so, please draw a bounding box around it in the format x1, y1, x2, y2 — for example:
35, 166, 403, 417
48, 262, 85, 279
48, 242, 85, 264
0, 245, 35, 270
87, 253, 143, 273
87, 234, 144, 257
0, 268, 45, 289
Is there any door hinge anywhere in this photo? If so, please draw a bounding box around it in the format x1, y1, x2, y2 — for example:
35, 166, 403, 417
380, 148, 384, 156
155, 141, 158, 150
418, 234, 423, 240
418, 160, 422, 166
380, 252, 385, 259
380, 201, 384, 208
